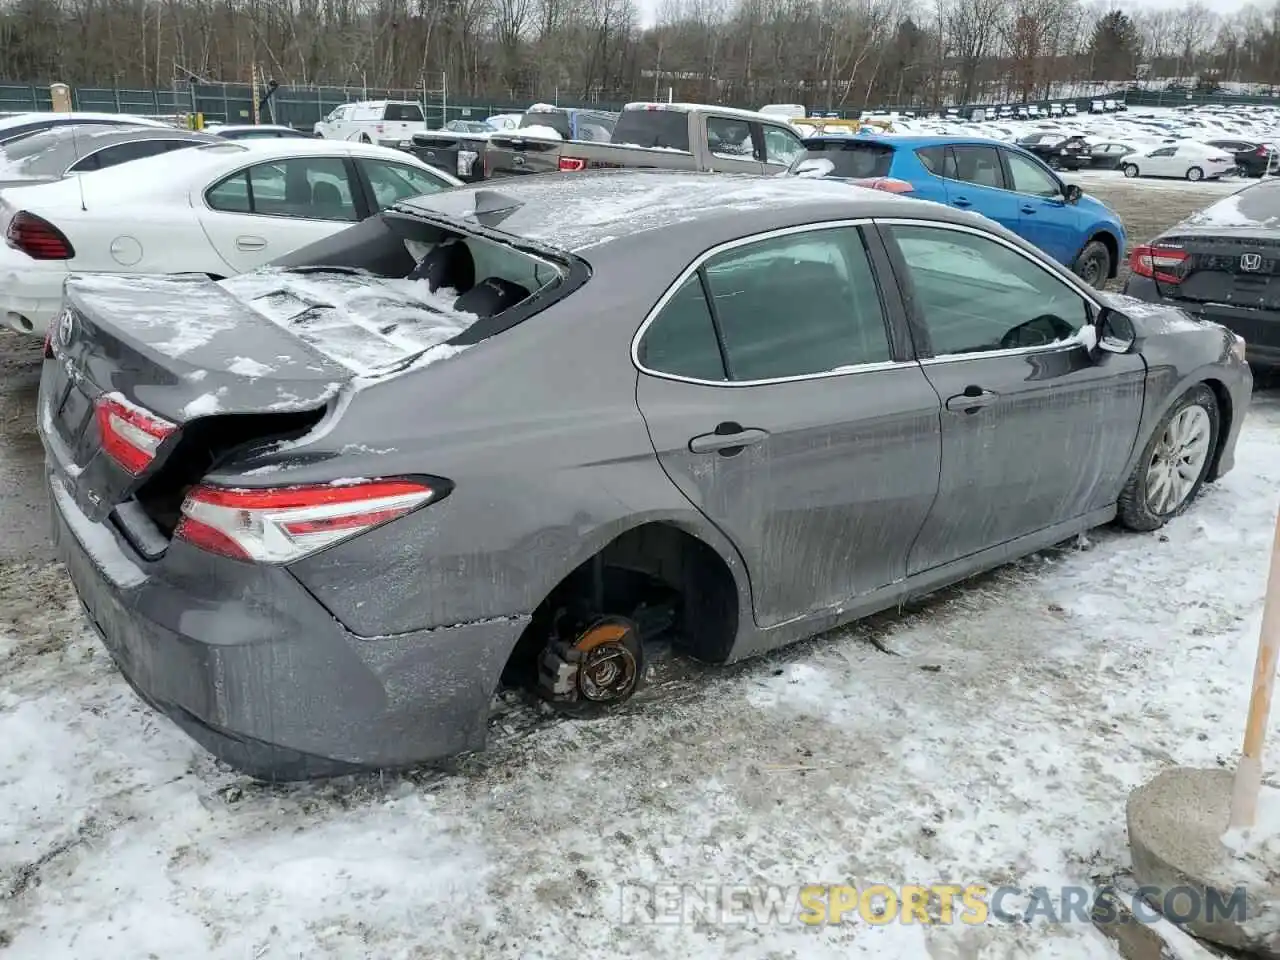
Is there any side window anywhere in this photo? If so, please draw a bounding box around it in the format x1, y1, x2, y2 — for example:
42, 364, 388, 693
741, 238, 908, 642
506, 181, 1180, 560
637, 276, 726, 381
206, 169, 251, 213
887, 224, 1089, 356
248, 157, 358, 221
702, 228, 890, 380
916, 145, 945, 174
1150, 147, 1176, 157
762, 126, 804, 165
384, 104, 424, 122
706, 117, 756, 160
1004, 150, 1061, 198
72, 139, 171, 173
948, 145, 1006, 189
360, 159, 449, 210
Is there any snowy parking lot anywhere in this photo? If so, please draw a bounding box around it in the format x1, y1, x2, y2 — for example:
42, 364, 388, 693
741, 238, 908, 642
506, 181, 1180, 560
2, 173, 1279, 959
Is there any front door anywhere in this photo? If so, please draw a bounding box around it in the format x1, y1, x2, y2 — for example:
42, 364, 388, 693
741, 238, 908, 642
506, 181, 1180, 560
941, 144, 1020, 235
197, 155, 363, 273
1001, 148, 1080, 265
875, 220, 1147, 574
634, 224, 941, 628
700, 114, 766, 174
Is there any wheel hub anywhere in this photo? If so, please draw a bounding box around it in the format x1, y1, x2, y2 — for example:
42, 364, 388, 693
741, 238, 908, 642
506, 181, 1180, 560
1145, 404, 1211, 515
537, 616, 643, 707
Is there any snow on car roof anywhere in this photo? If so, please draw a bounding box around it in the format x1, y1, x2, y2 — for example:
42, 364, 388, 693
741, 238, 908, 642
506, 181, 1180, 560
623, 102, 797, 124
398, 169, 918, 254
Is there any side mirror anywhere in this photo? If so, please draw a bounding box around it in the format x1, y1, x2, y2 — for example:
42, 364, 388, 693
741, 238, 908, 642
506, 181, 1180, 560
1064, 183, 1083, 205
1094, 307, 1137, 355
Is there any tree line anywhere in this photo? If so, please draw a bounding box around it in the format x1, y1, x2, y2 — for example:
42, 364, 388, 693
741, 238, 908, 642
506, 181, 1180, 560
0, 0, 1277, 112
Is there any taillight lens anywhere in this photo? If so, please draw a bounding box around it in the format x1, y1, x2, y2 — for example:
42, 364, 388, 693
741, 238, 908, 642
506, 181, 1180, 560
559, 157, 587, 172
1130, 245, 1190, 284
94, 393, 177, 475
175, 480, 438, 562
6, 211, 74, 260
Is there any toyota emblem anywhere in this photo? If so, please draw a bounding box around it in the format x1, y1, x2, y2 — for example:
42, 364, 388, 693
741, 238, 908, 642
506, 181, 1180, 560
56, 307, 74, 348
1241, 253, 1262, 272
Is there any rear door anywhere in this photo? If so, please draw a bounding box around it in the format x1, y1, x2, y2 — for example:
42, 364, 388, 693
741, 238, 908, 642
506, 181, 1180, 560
634, 222, 941, 629
875, 218, 1145, 574
1144, 146, 1178, 176
701, 114, 765, 173
941, 144, 1019, 234
197, 154, 364, 273
1001, 147, 1080, 265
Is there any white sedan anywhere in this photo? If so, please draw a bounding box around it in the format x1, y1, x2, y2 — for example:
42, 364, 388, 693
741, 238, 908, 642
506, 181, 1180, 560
1119, 141, 1237, 181
0, 138, 461, 336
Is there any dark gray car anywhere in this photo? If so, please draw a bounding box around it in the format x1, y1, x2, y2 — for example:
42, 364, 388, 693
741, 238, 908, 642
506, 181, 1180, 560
1123, 178, 1280, 370
39, 170, 1252, 780
0, 124, 220, 189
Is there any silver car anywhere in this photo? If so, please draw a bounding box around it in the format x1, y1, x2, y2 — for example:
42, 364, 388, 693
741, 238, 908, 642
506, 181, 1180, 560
41, 170, 1252, 779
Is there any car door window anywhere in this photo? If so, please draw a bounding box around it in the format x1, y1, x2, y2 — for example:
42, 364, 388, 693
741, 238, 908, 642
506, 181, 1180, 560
1004, 150, 1061, 198
206, 157, 358, 221
946, 145, 1006, 188
360, 158, 449, 210
637, 275, 727, 381
762, 126, 804, 165
701, 227, 890, 380
707, 117, 756, 160
887, 224, 1090, 356
1149, 147, 1176, 157
70, 139, 174, 173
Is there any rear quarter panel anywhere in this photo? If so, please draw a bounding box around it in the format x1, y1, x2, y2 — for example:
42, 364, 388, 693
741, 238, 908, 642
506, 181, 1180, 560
277, 250, 752, 636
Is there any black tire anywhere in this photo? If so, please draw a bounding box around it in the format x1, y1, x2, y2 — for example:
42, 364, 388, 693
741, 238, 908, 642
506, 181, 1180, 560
1047, 155, 1061, 170
1187, 165, 1204, 182
1117, 384, 1220, 532
1073, 239, 1111, 288
1123, 163, 1139, 178
360, 134, 372, 144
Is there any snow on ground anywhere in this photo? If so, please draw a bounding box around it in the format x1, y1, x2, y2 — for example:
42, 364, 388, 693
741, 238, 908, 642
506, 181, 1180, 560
3, 390, 1280, 959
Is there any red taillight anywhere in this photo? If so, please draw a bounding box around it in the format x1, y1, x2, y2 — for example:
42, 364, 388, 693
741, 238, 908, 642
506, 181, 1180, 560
559, 157, 587, 172
851, 176, 914, 194
1130, 245, 1190, 284
6, 211, 74, 260
94, 393, 177, 475
175, 479, 438, 563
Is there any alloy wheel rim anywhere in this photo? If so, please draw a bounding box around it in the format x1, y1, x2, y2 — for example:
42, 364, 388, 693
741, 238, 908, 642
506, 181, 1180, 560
1145, 405, 1211, 515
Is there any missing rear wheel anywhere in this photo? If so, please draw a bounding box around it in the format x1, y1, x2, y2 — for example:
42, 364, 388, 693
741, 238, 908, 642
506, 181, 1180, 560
538, 615, 645, 714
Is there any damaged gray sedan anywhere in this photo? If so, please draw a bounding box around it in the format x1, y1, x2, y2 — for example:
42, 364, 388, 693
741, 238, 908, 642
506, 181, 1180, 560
40, 170, 1252, 779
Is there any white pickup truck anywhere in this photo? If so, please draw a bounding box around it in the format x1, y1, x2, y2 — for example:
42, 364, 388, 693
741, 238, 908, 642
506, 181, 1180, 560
312, 100, 428, 148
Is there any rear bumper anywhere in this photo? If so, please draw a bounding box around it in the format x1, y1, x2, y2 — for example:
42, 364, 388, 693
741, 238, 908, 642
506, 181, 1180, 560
49, 472, 530, 780
0, 259, 65, 336
1122, 276, 1280, 369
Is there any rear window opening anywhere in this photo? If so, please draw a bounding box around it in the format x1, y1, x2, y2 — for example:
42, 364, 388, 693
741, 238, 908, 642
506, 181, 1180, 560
611, 110, 691, 152
228, 211, 579, 375
519, 111, 572, 139
793, 141, 894, 179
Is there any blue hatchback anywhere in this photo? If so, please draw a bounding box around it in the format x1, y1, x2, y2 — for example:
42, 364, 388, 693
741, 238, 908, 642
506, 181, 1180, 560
790, 134, 1126, 287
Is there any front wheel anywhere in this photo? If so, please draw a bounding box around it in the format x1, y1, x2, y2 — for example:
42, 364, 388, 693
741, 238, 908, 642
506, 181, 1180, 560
1117, 384, 1220, 532
1187, 165, 1204, 182
1072, 239, 1111, 288
1123, 163, 1139, 178
1047, 155, 1061, 170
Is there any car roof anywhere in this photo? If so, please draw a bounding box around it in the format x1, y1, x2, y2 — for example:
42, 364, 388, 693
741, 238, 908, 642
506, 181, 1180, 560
0, 125, 217, 174
397, 168, 979, 256
0, 112, 170, 131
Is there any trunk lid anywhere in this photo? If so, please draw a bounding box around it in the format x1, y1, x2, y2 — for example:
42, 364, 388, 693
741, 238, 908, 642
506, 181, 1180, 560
1156, 232, 1280, 311
410, 132, 489, 180
42, 269, 473, 530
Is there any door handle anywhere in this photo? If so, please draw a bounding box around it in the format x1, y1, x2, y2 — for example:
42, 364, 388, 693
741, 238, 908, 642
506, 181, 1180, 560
235, 236, 267, 251
689, 422, 769, 456
1020, 203, 1036, 214
945, 387, 999, 415
951, 197, 972, 208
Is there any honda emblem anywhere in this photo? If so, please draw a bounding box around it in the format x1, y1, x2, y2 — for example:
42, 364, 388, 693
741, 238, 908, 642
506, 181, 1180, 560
1241, 253, 1263, 272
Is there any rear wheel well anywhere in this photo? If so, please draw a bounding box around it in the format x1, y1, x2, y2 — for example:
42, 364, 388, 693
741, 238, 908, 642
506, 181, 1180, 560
500, 523, 740, 689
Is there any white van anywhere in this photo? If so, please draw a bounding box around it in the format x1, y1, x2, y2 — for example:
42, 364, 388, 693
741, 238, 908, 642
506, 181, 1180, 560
760, 104, 806, 121
1064, 103, 1079, 116
1049, 103, 1063, 117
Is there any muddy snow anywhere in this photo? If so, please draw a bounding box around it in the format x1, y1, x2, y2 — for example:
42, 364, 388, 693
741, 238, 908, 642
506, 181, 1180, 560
1, 390, 1278, 958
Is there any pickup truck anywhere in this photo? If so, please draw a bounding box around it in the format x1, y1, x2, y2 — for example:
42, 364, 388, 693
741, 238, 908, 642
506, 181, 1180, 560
483, 102, 809, 179
314, 100, 428, 148
409, 103, 618, 183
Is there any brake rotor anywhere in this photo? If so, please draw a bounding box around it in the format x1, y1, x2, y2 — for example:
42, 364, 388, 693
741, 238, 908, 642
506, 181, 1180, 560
570, 616, 641, 703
